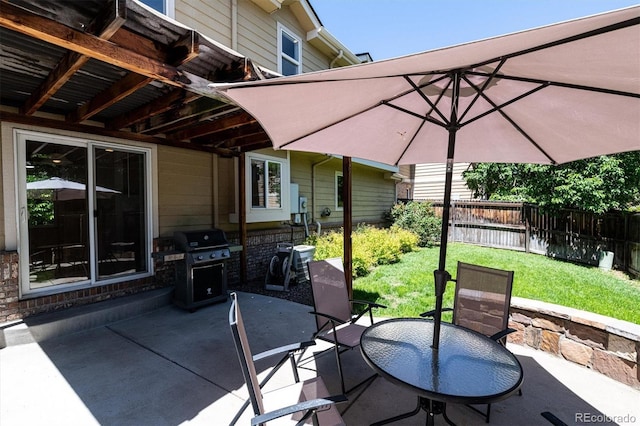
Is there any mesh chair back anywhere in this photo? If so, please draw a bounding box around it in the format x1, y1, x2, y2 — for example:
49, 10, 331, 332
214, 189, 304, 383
229, 293, 265, 416
453, 262, 514, 338
308, 258, 352, 332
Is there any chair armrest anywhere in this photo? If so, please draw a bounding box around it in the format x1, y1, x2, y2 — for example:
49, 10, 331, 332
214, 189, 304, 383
310, 310, 348, 326
489, 328, 516, 343
253, 340, 316, 362
251, 395, 348, 426
351, 300, 387, 324
420, 308, 453, 317
351, 299, 387, 310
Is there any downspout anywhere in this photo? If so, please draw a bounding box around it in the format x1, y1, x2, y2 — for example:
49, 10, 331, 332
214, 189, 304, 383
231, 0, 238, 51
312, 155, 334, 223
329, 49, 343, 68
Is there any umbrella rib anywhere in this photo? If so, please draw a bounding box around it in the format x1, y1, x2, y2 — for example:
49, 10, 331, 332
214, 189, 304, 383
278, 100, 391, 149
404, 75, 452, 124
280, 74, 453, 150
382, 102, 447, 128
395, 119, 429, 166
465, 83, 556, 163
460, 82, 549, 128
462, 16, 640, 77
458, 59, 507, 124
468, 71, 640, 98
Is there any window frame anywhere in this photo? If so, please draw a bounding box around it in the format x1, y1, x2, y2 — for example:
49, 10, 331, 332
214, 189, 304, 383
140, 0, 175, 18
277, 22, 302, 75
245, 151, 291, 223
335, 171, 344, 211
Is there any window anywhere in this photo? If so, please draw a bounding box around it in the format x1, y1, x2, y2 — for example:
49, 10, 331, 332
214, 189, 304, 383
335, 171, 344, 211
278, 23, 301, 75
251, 159, 281, 209
246, 152, 290, 223
140, 0, 174, 18
14, 130, 152, 297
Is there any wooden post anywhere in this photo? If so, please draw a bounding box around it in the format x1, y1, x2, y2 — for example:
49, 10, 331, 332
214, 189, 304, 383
238, 153, 247, 284
343, 156, 353, 300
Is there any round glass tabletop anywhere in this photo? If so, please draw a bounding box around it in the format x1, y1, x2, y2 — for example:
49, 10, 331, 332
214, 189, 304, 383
360, 318, 523, 404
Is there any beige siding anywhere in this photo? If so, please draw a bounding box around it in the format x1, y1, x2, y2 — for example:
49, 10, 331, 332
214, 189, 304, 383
157, 146, 214, 236
176, 0, 331, 74
175, 1, 232, 47
216, 156, 238, 231
290, 153, 396, 226
413, 163, 473, 200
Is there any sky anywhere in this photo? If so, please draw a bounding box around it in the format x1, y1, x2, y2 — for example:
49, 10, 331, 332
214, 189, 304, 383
311, 1, 639, 60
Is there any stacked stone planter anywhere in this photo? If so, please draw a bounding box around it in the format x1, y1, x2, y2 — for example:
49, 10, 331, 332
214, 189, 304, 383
507, 297, 639, 389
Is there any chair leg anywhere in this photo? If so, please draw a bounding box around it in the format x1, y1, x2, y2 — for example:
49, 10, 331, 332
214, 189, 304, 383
333, 342, 347, 394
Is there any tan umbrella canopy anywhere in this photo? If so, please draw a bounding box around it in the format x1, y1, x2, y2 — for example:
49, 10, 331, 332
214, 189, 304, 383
27, 177, 120, 201
214, 6, 640, 348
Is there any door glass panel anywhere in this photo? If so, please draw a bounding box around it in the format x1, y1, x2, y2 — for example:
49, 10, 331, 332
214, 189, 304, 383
26, 141, 89, 288
94, 148, 147, 279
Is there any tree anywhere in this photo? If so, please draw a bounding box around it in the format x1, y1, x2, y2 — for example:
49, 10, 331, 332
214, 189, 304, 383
463, 152, 640, 214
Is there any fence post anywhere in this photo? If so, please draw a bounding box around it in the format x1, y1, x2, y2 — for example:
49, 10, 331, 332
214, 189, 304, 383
524, 204, 530, 253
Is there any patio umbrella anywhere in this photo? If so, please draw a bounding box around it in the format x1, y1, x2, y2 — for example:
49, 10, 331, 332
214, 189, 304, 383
213, 6, 640, 348
27, 177, 120, 201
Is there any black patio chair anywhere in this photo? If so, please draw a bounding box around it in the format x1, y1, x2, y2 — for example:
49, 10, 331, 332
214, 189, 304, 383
228, 292, 347, 425
307, 258, 386, 394
421, 261, 521, 422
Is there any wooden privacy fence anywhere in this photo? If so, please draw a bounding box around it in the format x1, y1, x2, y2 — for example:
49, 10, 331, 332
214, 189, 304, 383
420, 200, 639, 276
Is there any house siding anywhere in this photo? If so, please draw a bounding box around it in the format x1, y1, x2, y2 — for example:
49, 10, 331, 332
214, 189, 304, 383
175, 1, 232, 47
175, 0, 330, 74
157, 146, 214, 237
413, 163, 474, 200
290, 153, 396, 225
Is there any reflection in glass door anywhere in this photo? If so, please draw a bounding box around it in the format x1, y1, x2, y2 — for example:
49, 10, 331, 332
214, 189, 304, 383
18, 131, 151, 295
25, 140, 90, 288
94, 147, 148, 279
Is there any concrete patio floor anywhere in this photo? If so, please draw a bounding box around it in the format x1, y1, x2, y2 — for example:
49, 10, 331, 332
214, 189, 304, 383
1, 289, 638, 425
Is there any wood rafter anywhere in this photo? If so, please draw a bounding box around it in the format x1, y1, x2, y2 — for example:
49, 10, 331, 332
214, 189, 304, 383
168, 110, 256, 141
66, 31, 199, 123
19, 0, 126, 115
0, 1, 223, 98
0, 0, 272, 154
106, 90, 201, 130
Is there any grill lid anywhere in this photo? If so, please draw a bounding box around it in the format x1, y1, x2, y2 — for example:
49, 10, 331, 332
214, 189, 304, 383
174, 229, 229, 251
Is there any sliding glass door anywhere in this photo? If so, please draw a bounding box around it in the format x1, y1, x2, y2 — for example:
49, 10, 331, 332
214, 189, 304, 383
17, 131, 151, 295
94, 147, 148, 279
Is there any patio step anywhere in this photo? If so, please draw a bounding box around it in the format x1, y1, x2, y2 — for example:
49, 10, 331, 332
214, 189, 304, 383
1, 288, 173, 347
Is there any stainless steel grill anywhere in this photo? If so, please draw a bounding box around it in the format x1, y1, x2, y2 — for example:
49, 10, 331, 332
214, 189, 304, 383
173, 229, 230, 311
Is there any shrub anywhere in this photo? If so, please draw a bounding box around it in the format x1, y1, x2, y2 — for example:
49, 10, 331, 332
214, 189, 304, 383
306, 225, 418, 278
389, 201, 441, 247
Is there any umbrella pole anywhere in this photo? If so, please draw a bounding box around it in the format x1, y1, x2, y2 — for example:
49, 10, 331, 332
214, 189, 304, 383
432, 72, 460, 350
432, 157, 454, 350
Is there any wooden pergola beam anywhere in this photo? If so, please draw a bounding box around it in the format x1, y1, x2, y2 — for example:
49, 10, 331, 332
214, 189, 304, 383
168, 111, 256, 141
0, 1, 222, 99
19, 0, 127, 115
66, 31, 199, 123
107, 90, 201, 130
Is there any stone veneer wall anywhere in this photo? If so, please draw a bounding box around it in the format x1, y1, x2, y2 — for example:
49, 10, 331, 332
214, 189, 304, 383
507, 297, 639, 389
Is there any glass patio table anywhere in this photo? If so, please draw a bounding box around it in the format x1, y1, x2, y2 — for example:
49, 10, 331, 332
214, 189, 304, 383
360, 317, 523, 426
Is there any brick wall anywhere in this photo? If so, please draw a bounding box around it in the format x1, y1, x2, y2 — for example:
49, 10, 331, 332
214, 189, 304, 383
1, 244, 168, 323
507, 297, 639, 389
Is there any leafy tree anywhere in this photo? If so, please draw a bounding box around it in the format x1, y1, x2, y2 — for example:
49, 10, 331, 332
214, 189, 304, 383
463, 152, 640, 214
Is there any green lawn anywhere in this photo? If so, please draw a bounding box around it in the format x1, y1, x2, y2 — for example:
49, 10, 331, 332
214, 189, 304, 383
353, 243, 640, 324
